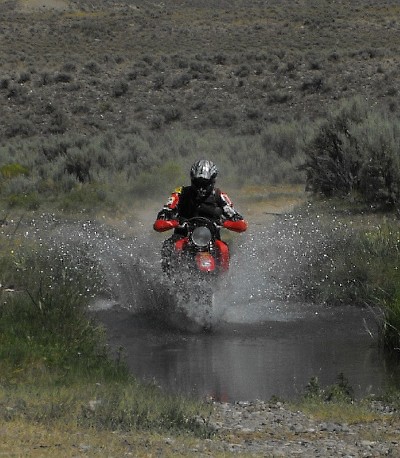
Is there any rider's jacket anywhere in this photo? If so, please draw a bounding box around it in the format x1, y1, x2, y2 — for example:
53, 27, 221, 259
153, 185, 247, 233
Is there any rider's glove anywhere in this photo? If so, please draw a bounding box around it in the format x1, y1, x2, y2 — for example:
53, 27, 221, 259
214, 220, 222, 230
230, 213, 243, 222
178, 217, 188, 230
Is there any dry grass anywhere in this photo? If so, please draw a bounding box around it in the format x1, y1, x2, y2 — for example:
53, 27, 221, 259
0, 421, 204, 457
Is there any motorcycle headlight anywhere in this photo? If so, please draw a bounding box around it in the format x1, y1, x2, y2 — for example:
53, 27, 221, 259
191, 226, 212, 247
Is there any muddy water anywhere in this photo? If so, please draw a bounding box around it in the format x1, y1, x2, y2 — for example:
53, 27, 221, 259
95, 301, 396, 402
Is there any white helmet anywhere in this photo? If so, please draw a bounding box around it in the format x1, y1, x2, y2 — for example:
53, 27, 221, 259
190, 159, 218, 180
190, 160, 218, 198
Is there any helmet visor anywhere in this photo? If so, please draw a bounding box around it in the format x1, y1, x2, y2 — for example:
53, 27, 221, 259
192, 178, 213, 197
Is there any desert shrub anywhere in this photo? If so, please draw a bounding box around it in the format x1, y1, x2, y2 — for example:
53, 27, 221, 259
0, 125, 308, 207
296, 227, 372, 306
298, 215, 400, 303
303, 97, 400, 209
261, 121, 310, 161
49, 110, 68, 134
127, 63, 151, 80
3, 175, 37, 196
62, 62, 77, 72
150, 114, 164, 130
267, 90, 292, 104
208, 110, 237, 128
6, 84, 28, 102
83, 61, 101, 75
170, 73, 191, 89
189, 61, 212, 74
63, 82, 82, 92
153, 74, 165, 90
234, 121, 309, 183
36, 72, 53, 86
54, 72, 73, 83
0, 77, 10, 89
162, 106, 182, 124
234, 64, 250, 77
308, 58, 323, 70
5, 119, 37, 138
64, 147, 92, 183
0, 238, 105, 372
0, 164, 39, 209
152, 59, 166, 72
112, 80, 129, 97
18, 72, 31, 83
300, 76, 325, 93
212, 53, 227, 65
39, 139, 69, 160
245, 108, 262, 120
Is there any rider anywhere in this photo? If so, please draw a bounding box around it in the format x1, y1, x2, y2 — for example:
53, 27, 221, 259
153, 159, 247, 272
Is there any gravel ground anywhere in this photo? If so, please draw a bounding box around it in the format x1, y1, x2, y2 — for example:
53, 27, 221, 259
186, 400, 400, 457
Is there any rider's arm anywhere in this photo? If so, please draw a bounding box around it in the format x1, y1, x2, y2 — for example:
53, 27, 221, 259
153, 188, 182, 232
219, 191, 248, 232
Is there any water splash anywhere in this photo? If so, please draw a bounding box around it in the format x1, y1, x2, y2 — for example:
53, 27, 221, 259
10, 207, 349, 330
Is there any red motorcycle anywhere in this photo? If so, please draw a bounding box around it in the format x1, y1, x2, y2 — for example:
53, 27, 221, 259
154, 216, 246, 277
154, 215, 246, 330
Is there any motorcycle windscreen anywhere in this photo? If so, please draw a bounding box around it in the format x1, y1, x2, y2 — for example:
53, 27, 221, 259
195, 252, 216, 272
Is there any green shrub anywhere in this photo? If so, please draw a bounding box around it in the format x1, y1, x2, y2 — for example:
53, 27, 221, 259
0, 163, 29, 179
0, 238, 105, 377
58, 183, 109, 212
303, 97, 400, 209
297, 212, 400, 353
0, 236, 212, 436
298, 218, 400, 306
4, 192, 40, 210
304, 373, 354, 403
381, 295, 400, 354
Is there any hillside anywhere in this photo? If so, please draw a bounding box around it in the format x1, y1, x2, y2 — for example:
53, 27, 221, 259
1, 0, 399, 141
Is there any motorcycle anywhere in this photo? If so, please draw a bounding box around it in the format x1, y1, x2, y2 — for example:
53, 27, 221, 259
155, 216, 247, 277
154, 216, 246, 329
